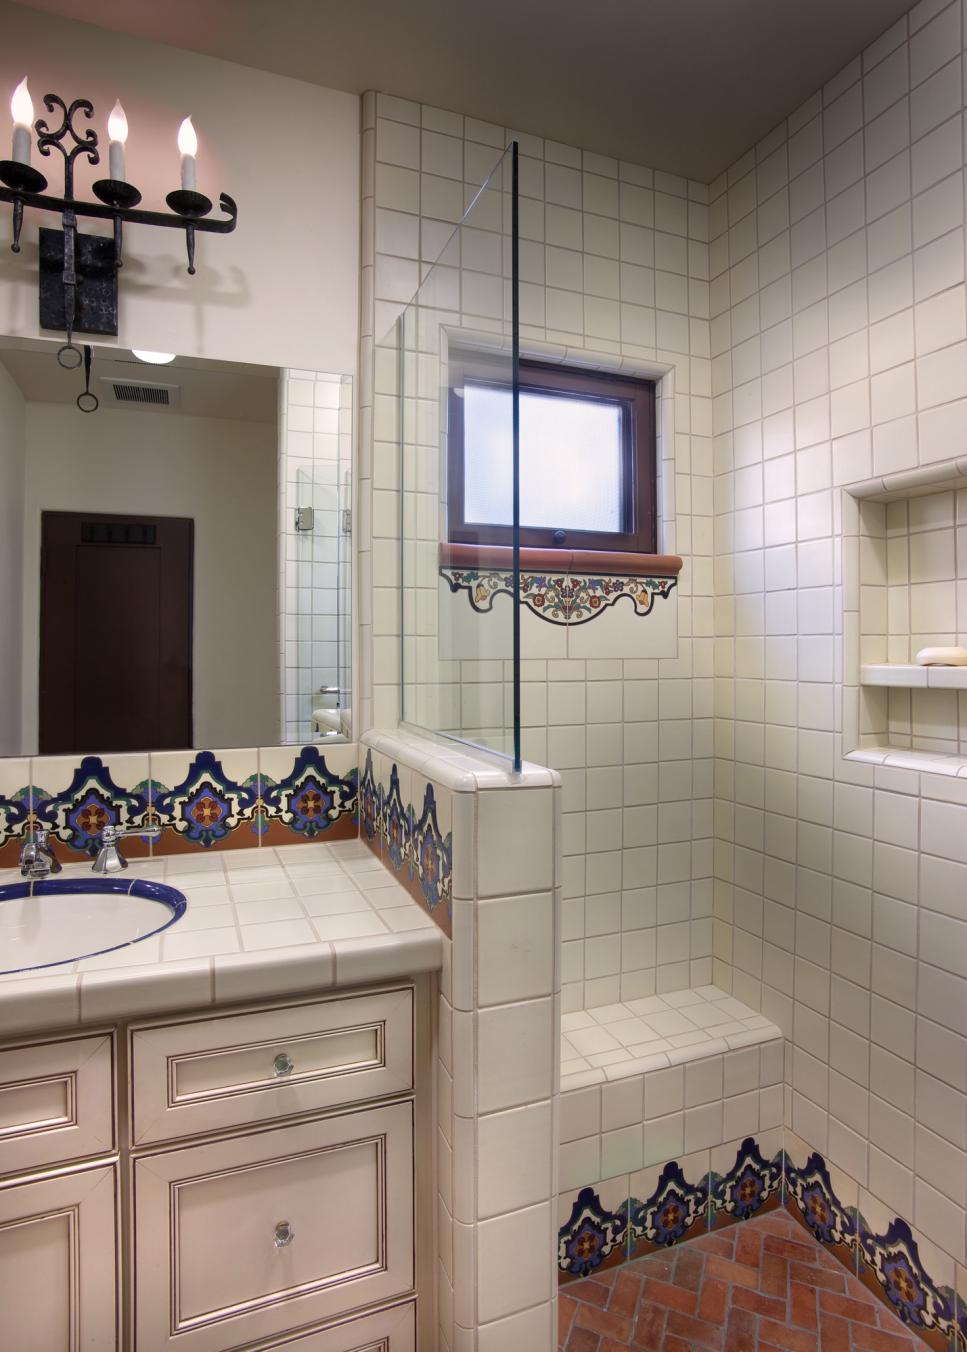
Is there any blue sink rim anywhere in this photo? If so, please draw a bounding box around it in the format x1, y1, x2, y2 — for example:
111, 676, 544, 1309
0, 877, 187, 975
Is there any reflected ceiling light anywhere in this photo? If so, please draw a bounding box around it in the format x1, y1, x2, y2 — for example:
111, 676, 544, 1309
132, 349, 176, 365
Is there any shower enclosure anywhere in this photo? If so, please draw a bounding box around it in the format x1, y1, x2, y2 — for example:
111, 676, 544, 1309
379, 144, 522, 769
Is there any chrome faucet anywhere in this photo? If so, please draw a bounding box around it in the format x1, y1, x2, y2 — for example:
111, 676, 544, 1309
92, 823, 162, 875
19, 829, 62, 879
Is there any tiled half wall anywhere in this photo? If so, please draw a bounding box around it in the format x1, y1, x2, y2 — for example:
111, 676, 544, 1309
360, 728, 562, 1351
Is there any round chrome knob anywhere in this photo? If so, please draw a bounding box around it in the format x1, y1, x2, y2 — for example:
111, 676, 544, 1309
273, 1220, 294, 1248
273, 1052, 294, 1077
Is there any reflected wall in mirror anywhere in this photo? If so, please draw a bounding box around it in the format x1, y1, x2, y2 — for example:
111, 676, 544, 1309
0, 340, 352, 758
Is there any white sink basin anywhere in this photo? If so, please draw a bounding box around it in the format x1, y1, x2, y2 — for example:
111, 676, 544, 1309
0, 877, 186, 974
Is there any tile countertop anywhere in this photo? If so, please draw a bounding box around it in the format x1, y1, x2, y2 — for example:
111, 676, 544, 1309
0, 841, 443, 1032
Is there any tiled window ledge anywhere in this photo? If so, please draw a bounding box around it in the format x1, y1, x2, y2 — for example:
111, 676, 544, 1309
440, 541, 683, 577
561, 985, 781, 1092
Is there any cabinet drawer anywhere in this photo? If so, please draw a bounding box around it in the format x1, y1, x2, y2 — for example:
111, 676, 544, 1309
134, 1102, 414, 1352
0, 1033, 114, 1176
131, 988, 413, 1143
0, 1163, 118, 1350
254, 1301, 415, 1350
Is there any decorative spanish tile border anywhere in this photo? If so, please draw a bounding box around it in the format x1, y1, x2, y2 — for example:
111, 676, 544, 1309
152, 751, 261, 851
710, 1135, 783, 1229
559, 1139, 962, 1348
440, 566, 677, 625
0, 748, 357, 862
31, 756, 150, 862
258, 746, 358, 847
628, 1159, 711, 1260
359, 749, 452, 936
784, 1148, 958, 1351
559, 1138, 779, 1281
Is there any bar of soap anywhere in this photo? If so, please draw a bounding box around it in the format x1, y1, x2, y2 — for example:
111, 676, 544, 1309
916, 646, 967, 666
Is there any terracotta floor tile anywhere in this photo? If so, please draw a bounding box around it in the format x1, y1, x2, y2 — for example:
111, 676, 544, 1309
558, 1210, 932, 1351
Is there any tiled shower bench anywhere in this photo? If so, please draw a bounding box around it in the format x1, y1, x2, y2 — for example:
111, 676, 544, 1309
558, 985, 784, 1279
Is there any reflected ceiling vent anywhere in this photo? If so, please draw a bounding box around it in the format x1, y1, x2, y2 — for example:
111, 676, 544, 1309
100, 377, 181, 409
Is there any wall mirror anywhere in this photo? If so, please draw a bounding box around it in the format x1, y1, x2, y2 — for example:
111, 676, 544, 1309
0, 338, 352, 758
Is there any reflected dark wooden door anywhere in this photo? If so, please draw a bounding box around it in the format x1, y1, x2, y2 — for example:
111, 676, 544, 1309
39, 511, 193, 755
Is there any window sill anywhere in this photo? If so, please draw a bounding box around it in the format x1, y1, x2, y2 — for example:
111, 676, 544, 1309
439, 542, 683, 577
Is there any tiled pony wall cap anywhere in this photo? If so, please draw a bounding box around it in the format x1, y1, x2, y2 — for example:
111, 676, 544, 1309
0, 744, 358, 866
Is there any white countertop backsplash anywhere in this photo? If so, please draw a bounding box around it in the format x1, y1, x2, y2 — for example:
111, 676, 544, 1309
0, 841, 442, 1030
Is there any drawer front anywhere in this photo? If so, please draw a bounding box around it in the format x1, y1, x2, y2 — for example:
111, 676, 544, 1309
0, 1033, 114, 1176
254, 1301, 415, 1351
131, 988, 413, 1143
134, 1102, 414, 1352
0, 1164, 118, 1350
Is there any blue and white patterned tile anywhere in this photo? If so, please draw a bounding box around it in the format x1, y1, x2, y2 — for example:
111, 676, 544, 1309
149, 749, 260, 853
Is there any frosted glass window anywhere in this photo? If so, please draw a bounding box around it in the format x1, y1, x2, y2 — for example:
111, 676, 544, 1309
463, 383, 624, 532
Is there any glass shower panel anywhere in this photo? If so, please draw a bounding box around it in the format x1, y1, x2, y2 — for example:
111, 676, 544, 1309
389, 142, 520, 766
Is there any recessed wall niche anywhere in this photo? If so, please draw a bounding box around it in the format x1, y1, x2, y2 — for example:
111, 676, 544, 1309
844, 462, 967, 773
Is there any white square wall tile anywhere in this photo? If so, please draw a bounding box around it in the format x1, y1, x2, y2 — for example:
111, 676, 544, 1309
477, 999, 554, 1113
477, 893, 555, 1006
476, 1202, 553, 1323
476, 788, 555, 897
476, 1101, 553, 1219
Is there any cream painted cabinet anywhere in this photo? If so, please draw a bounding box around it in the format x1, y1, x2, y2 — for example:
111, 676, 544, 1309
0, 985, 421, 1351
0, 1164, 118, 1350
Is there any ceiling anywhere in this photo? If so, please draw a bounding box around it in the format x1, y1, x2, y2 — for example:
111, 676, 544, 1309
0, 339, 279, 421
17, 0, 912, 181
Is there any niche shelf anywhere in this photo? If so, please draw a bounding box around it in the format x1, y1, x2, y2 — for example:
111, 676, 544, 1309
844, 462, 967, 776
860, 663, 967, 689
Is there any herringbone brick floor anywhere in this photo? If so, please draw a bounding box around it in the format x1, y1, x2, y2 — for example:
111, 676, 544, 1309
559, 1209, 925, 1350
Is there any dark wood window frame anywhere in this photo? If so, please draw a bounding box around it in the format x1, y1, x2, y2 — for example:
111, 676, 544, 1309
447, 358, 657, 555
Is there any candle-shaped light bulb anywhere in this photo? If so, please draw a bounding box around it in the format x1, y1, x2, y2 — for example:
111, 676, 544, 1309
177, 115, 197, 191
107, 99, 127, 182
10, 78, 32, 166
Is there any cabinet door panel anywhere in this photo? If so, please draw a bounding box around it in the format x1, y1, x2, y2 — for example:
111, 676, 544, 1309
134, 1103, 413, 1352
0, 1033, 114, 1176
0, 1164, 118, 1350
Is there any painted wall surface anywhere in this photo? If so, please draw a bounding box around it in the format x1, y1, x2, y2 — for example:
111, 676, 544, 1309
20, 401, 278, 750
0, 362, 25, 755
711, 0, 967, 1289
359, 94, 717, 1017
0, 1, 359, 375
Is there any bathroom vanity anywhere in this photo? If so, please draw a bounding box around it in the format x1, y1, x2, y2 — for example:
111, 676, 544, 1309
0, 846, 440, 1351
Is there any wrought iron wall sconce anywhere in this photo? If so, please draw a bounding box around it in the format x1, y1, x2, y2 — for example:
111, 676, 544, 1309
0, 82, 238, 392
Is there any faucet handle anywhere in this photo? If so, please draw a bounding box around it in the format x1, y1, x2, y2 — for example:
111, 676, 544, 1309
100, 823, 162, 844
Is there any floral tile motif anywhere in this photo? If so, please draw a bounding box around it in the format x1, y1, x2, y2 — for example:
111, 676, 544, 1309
858, 1213, 957, 1349
260, 747, 357, 843
152, 751, 260, 850
359, 750, 452, 935
558, 1186, 629, 1279
32, 756, 150, 858
783, 1148, 859, 1256
627, 1160, 711, 1259
0, 780, 32, 864
441, 566, 677, 625
710, 1136, 783, 1228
